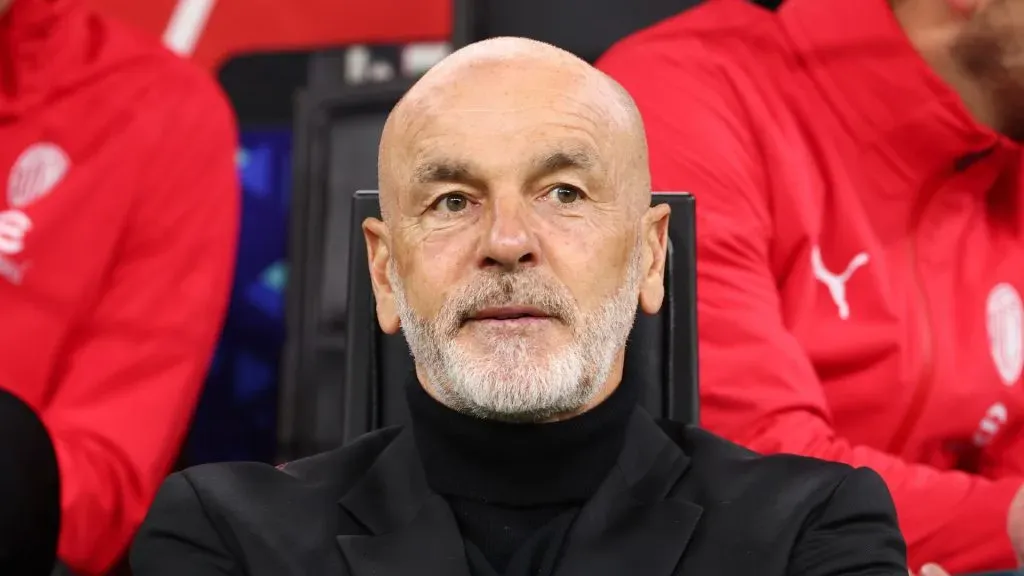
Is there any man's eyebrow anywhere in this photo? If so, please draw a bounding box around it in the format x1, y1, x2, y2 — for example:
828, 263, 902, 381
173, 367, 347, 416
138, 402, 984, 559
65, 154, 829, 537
528, 148, 599, 181
412, 159, 478, 186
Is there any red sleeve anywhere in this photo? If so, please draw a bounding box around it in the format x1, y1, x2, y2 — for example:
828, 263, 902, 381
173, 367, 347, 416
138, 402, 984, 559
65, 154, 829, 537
598, 39, 1022, 573
46, 78, 239, 574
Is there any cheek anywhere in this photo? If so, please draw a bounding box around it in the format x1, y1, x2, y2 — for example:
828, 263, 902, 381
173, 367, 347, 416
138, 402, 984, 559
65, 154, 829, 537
540, 222, 633, 310
403, 232, 478, 314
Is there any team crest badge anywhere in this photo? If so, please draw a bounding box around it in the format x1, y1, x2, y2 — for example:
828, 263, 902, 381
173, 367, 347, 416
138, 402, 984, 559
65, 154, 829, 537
987, 283, 1024, 386
7, 142, 69, 208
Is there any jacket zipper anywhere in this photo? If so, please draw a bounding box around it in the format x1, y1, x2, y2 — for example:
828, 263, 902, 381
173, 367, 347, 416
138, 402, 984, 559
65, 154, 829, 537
886, 234, 936, 454
885, 168, 954, 455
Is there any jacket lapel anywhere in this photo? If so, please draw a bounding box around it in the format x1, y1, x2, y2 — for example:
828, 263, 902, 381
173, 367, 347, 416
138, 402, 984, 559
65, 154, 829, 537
336, 429, 471, 576
555, 410, 703, 576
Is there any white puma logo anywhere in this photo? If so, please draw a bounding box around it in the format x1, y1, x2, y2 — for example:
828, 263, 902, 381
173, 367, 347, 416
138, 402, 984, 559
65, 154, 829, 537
811, 246, 869, 320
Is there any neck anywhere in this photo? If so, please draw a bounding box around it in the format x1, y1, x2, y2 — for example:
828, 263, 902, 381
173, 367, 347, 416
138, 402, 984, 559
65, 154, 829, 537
407, 374, 639, 505
892, 0, 1001, 131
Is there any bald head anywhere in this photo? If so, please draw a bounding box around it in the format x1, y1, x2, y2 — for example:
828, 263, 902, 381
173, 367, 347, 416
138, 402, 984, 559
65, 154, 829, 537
362, 37, 670, 421
377, 37, 649, 222
384, 37, 644, 133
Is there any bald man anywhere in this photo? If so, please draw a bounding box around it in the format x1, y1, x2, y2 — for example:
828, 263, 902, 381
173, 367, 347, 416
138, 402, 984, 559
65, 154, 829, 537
129, 38, 907, 576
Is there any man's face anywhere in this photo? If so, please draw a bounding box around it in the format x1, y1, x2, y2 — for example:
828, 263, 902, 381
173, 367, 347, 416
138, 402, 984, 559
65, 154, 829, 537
953, 0, 1024, 139
369, 66, 664, 422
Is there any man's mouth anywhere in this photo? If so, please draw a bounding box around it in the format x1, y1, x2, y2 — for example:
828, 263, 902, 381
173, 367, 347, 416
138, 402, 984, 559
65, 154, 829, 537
466, 306, 553, 326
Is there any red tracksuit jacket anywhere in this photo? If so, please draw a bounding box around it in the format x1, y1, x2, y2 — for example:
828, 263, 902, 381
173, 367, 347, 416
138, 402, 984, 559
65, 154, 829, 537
600, 0, 1024, 571
0, 0, 238, 573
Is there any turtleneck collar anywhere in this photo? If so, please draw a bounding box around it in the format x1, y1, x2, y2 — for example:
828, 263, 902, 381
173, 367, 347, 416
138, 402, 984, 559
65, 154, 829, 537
407, 376, 639, 507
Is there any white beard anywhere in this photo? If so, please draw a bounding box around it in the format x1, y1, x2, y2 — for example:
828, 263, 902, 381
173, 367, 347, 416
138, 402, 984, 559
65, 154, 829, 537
389, 236, 643, 422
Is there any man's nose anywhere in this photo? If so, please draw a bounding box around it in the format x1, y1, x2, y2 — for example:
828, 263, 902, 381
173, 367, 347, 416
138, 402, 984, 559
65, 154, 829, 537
479, 197, 539, 271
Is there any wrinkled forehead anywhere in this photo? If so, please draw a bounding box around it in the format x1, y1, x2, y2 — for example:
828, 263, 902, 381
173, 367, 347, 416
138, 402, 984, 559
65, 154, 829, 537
394, 92, 621, 186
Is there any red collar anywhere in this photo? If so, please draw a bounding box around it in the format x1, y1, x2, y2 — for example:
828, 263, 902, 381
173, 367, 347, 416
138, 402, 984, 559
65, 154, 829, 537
0, 0, 87, 116
778, 0, 1010, 186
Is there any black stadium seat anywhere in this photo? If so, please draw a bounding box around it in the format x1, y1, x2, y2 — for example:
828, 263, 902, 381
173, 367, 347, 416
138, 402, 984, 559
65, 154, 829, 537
280, 80, 416, 461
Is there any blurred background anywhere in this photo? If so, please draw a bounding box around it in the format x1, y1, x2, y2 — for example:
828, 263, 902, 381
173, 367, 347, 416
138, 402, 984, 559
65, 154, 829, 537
96, 0, 455, 466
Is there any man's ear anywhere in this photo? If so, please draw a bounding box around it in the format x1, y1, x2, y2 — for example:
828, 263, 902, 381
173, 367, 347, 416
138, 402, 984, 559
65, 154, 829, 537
638, 203, 671, 315
363, 217, 401, 334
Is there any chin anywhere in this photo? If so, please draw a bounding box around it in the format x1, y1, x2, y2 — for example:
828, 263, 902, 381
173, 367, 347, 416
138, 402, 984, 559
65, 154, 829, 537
437, 350, 599, 421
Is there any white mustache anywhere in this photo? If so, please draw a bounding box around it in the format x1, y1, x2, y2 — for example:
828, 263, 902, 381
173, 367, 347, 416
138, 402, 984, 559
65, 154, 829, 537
437, 276, 578, 336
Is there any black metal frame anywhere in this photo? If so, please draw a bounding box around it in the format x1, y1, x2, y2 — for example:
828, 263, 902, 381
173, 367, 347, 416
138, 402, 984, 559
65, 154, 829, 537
217, 52, 313, 127
450, 0, 476, 51
662, 192, 700, 423
342, 191, 397, 440
279, 78, 415, 462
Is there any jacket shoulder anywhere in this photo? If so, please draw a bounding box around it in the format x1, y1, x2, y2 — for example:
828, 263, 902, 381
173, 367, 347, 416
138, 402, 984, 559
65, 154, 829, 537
177, 426, 404, 512
134, 427, 405, 570
661, 420, 857, 497
275, 426, 404, 482
658, 422, 905, 573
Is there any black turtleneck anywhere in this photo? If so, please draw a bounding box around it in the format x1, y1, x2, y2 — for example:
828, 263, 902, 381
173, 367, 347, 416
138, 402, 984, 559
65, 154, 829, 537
407, 377, 638, 575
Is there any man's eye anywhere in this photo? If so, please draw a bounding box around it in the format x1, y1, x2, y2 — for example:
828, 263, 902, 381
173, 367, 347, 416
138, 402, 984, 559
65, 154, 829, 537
548, 185, 583, 204
435, 193, 470, 213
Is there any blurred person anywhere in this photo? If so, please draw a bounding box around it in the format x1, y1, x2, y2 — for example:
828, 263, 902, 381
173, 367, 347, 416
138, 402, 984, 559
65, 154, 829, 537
0, 0, 239, 573
129, 37, 907, 576
599, 0, 1024, 572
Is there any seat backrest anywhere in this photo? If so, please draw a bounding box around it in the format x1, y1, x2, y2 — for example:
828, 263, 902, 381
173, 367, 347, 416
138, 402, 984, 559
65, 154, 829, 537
279, 79, 416, 461
452, 0, 703, 62
342, 191, 698, 444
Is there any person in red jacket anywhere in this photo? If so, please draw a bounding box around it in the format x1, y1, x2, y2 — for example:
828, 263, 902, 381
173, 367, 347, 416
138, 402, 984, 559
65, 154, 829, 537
599, 0, 1024, 573
0, 0, 238, 573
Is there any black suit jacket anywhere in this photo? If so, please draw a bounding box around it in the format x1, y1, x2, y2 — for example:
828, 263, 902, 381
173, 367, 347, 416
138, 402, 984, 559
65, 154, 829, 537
131, 409, 907, 575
